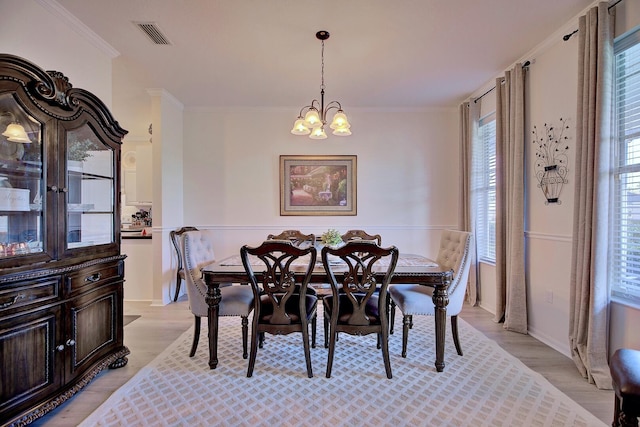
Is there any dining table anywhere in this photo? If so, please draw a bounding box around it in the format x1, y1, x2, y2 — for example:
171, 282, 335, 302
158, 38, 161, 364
201, 252, 454, 372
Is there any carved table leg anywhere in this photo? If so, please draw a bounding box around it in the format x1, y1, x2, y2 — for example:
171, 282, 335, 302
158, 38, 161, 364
205, 282, 222, 369
432, 282, 449, 372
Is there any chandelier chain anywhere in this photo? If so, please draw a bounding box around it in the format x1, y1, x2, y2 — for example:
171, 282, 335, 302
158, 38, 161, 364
320, 40, 325, 92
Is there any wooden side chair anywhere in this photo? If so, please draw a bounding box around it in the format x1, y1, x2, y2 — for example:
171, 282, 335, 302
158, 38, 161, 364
610, 348, 640, 427
388, 229, 472, 358
341, 229, 382, 245
322, 241, 399, 379
320, 229, 383, 349
170, 226, 198, 302
241, 240, 318, 378
181, 230, 254, 360
266, 230, 318, 347
267, 230, 316, 248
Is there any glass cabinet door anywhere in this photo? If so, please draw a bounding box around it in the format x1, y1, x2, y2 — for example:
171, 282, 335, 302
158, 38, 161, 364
66, 124, 115, 249
0, 93, 44, 258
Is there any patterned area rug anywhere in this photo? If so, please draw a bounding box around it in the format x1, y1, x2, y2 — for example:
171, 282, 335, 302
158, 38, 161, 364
79, 312, 605, 427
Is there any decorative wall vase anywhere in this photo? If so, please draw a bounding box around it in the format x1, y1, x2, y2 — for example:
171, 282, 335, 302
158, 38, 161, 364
537, 164, 568, 204
532, 118, 570, 205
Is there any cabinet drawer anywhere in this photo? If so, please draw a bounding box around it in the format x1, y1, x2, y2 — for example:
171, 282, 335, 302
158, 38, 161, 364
66, 262, 123, 295
0, 278, 60, 315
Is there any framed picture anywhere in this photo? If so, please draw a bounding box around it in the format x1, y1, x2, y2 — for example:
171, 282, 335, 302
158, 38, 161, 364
280, 155, 357, 216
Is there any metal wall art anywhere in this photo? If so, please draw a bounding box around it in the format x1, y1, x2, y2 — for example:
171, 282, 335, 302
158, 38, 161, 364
532, 118, 570, 205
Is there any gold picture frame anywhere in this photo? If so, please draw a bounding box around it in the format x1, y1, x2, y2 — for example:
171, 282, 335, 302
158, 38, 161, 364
280, 155, 357, 216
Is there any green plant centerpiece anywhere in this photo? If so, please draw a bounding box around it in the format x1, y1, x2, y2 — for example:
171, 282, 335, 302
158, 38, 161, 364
321, 229, 343, 247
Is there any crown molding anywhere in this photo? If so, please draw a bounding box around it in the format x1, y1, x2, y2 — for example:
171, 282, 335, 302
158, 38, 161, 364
36, 0, 120, 58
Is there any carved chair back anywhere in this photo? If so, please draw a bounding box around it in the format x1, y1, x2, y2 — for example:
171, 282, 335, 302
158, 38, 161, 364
169, 226, 199, 301
340, 229, 382, 246
267, 230, 316, 248
321, 241, 399, 378
240, 240, 318, 377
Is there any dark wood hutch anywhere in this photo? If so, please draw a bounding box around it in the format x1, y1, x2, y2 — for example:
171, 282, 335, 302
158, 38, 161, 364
0, 54, 129, 426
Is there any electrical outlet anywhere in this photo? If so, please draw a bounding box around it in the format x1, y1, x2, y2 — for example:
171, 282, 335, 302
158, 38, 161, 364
545, 291, 554, 304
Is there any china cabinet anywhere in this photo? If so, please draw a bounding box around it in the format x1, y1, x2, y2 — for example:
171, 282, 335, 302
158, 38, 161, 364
0, 54, 129, 426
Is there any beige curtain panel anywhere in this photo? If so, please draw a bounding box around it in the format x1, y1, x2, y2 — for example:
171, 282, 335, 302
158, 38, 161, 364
459, 101, 479, 306
569, 1, 614, 390
495, 65, 527, 334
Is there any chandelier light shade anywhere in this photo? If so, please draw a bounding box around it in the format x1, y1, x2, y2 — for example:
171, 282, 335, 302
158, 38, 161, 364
291, 30, 351, 139
2, 123, 31, 143
0, 112, 31, 143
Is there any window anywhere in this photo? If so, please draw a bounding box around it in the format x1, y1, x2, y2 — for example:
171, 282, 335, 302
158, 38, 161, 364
474, 113, 496, 262
611, 28, 640, 303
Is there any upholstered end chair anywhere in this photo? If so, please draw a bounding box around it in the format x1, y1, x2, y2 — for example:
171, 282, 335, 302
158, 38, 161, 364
170, 226, 198, 302
389, 229, 472, 358
182, 230, 254, 359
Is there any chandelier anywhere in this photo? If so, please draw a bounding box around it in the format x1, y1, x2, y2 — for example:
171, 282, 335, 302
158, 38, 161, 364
291, 30, 351, 139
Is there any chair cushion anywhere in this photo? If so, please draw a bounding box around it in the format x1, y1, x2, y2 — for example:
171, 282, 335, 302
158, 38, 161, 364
388, 284, 435, 316
218, 285, 254, 317
323, 293, 381, 324
611, 348, 640, 411
258, 293, 317, 323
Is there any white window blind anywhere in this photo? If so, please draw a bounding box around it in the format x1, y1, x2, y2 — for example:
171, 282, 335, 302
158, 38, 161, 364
474, 113, 496, 262
612, 28, 640, 303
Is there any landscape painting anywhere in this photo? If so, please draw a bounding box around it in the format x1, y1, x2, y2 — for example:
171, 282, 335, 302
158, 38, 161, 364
280, 155, 357, 216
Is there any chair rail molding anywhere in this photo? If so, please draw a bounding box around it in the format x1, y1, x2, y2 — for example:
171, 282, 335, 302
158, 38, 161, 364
525, 231, 572, 243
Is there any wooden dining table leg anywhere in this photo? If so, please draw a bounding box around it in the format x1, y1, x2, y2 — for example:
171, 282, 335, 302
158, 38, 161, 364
205, 281, 222, 369
432, 282, 450, 372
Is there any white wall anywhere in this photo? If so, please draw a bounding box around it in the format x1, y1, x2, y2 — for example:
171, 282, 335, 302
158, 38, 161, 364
182, 108, 459, 260
524, 18, 581, 355
0, 0, 114, 107
150, 90, 185, 305
474, 0, 640, 357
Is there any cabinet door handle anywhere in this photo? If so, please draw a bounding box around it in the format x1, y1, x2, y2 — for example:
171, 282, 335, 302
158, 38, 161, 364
85, 273, 102, 283
66, 339, 76, 347
56, 344, 65, 352
0, 294, 25, 309
47, 185, 58, 192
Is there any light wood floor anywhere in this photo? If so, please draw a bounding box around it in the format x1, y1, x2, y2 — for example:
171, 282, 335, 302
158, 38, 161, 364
30, 300, 614, 426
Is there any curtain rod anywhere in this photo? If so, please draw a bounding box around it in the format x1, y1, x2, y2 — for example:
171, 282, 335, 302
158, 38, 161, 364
473, 61, 531, 103
563, 0, 624, 41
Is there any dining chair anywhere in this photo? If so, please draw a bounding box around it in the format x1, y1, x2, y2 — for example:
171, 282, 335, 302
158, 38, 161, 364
267, 230, 316, 248
341, 229, 382, 245
170, 226, 198, 302
322, 241, 399, 379
266, 230, 318, 348
240, 240, 318, 378
388, 229, 472, 358
321, 229, 383, 349
610, 348, 640, 427
181, 230, 254, 359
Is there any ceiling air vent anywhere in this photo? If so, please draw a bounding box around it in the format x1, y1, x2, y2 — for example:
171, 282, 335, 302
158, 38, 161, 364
134, 22, 171, 45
